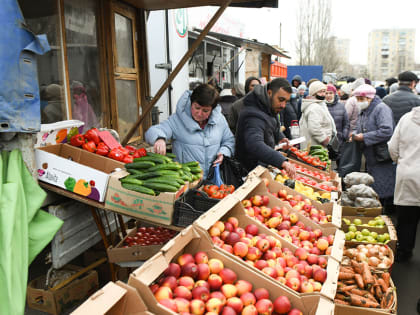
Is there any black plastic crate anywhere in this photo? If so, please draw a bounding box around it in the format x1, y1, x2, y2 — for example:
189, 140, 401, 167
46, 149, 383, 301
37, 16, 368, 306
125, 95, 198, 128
173, 188, 220, 227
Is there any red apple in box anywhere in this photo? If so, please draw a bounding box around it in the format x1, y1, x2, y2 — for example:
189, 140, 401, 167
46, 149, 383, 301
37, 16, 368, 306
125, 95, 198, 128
293, 263, 305, 275
209, 291, 226, 305
235, 280, 253, 296
277, 256, 286, 268
253, 206, 261, 216
316, 238, 329, 251
233, 242, 249, 257
301, 281, 314, 293
266, 216, 281, 228
242, 304, 258, 315
310, 247, 321, 255
190, 299, 206, 315
178, 253, 195, 266
161, 276, 177, 291
164, 263, 181, 278
254, 288, 270, 301
194, 252, 209, 264
246, 247, 262, 261
289, 213, 299, 224
251, 236, 261, 247
211, 236, 224, 248
206, 298, 224, 313
254, 259, 268, 270
304, 265, 313, 278
197, 263, 211, 281
313, 268, 327, 283
154, 286, 172, 302
192, 286, 210, 302
219, 268, 237, 284
178, 276, 195, 290
221, 284, 237, 299
174, 297, 190, 313
318, 256, 328, 268
221, 306, 237, 315
286, 255, 299, 268
245, 207, 255, 217
221, 244, 233, 254
289, 308, 304, 315
159, 298, 177, 312
224, 221, 234, 232
273, 296, 291, 314
208, 258, 224, 274
208, 274, 223, 291
220, 230, 230, 242
182, 263, 198, 279
327, 234, 335, 245
227, 297, 244, 313
242, 199, 252, 208
262, 266, 277, 278
150, 283, 159, 294
250, 195, 264, 206
307, 254, 319, 265
277, 276, 287, 285
245, 224, 259, 236
285, 269, 299, 280
209, 226, 221, 237
240, 292, 256, 306
194, 280, 210, 290
256, 238, 270, 252
234, 227, 246, 238
240, 237, 252, 248
278, 189, 288, 199
260, 206, 272, 218
294, 248, 308, 261
286, 277, 301, 291
262, 195, 269, 206
312, 281, 322, 292
227, 217, 239, 229
263, 250, 277, 261
255, 299, 273, 315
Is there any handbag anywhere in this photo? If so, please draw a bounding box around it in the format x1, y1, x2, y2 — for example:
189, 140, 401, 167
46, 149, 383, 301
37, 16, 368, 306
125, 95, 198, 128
373, 142, 392, 163
207, 156, 248, 188
327, 134, 340, 160
338, 141, 362, 178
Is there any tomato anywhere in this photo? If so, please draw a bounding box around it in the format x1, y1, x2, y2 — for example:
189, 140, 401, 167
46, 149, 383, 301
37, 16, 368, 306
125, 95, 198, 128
226, 185, 235, 193
211, 191, 223, 199
208, 185, 219, 195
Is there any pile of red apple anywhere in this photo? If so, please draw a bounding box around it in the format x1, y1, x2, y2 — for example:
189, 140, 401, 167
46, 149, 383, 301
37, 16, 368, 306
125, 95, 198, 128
241, 195, 334, 252
209, 218, 328, 294
152, 251, 303, 314
122, 226, 177, 247
264, 191, 332, 224
291, 163, 331, 182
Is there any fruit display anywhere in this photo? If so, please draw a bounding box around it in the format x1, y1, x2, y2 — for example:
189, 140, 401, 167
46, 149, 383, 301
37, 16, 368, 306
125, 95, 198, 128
344, 225, 391, 244
288, 147, 329, 170
342, 216, 386, 229
335, 264, 395, 310
208, 219, 329, 294
274, 171, 337, 192
273, 176, 331, 203
202, 184, 236, 199
122, 226, 178, 247
291, 163, 332, 182
342, 244, 393, 270
120, 154, 202, 195
151, 251, 304, 314
69, 127, 148, 163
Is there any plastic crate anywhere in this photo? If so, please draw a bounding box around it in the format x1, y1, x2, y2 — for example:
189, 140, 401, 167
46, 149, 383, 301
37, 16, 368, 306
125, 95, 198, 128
173, 189, 220, 227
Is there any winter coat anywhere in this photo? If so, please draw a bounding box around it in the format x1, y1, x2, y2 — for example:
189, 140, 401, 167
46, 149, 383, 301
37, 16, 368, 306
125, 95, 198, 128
345, 96, 360, 132
145, 90, 235, 178
279, 102, 298, 139
227, 97, 244, 135
219, 95, 238, 118
326, 95, 350, 144
382, 85, 420, 125
235, 85, 287, 172
299, 98, 336, 149
355, 96, 396, 199
388, 107, 420, 206
291, 75, 302, 88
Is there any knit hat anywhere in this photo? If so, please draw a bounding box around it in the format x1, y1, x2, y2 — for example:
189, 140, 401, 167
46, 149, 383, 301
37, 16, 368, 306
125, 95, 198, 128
326, 84, 337, 93
351, 78, 365, 92
309, 81, 327, 96
340, 83, 352, 95
297, 84, 306, 91
353, 84, 376, 99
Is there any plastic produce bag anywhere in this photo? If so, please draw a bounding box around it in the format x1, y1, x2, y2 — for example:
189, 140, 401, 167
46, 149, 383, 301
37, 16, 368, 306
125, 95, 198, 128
347, 184, 379, 200
209, 156, 247, 188
344, 172, 375, 188
207, 164, 224, 186
354, 197, 382, 208
341, 192, 355, 206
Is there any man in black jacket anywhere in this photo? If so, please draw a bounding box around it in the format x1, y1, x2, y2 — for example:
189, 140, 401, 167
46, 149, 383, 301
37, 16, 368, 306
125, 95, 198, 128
383, 71, 420, 124
235, 78, 296, 178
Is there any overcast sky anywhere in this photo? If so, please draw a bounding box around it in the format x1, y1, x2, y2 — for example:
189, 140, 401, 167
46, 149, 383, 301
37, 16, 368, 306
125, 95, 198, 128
189, 0, 420, 65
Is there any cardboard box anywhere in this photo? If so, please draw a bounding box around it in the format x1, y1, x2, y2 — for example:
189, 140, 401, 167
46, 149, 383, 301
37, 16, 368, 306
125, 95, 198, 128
128, 226, 335, 315
36, 120, 84, 148
27, 265, 99, 315
341, 205, 382, 217
341, 223, 397, 254
35, 144, 124, 202
105, 170, 188, 225
72, 281, 156, 315
233, 174, 342, 230
334, 279, 397, 315
193, 195, 340, 300
252, 168, 342, 225
107, 223, 178, 263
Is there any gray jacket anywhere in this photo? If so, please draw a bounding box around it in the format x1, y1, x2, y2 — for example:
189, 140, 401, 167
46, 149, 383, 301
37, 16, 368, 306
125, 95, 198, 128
383, 85, 420, 125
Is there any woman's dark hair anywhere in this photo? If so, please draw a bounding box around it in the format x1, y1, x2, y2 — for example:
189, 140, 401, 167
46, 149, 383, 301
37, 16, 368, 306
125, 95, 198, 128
191, 84, 219, 108
245, 76, 261, 94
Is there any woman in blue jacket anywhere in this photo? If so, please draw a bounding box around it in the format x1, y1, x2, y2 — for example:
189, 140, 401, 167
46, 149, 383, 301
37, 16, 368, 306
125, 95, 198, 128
145, 84, 235, 177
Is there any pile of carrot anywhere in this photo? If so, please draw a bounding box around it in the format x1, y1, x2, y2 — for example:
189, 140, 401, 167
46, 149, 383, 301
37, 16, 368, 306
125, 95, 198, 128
335, 260, 394, 310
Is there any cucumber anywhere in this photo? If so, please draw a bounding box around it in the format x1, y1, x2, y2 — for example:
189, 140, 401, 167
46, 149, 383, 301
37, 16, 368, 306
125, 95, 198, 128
127, 168, 144, 175
192, 173, 201, 181
146, 152, 172, 163
142, 182, 179, 192
166, 152, 176, 159
189, 166, 202, 174
121, 183, 155, 195
134, 156, 166, 164
150, 176, 185, 185
181, 165, 191, 172
126, 161, 156, 169
310, 145, 324, 151
120, 177, 144, 186
184, 161, 199, 168
145, 177, 181, 188
148, 163, 182, 172
134, 170, 180, 180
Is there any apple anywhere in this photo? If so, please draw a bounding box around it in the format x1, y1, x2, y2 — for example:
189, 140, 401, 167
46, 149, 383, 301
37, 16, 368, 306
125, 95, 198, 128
294, 248, 308, 261
224, 222, 234, 232
256, 238, 270, 252
301, 281, 314, 293
250, 195, 263, 206
206, 298, 224, 313
286, 277, 301, 291
192, 286, 210, 302
240, 292, 256, 306
220, 231, 230, 242
233, 242, 249, 257
275, 265, 285, 277
209, 226, 221, 237
262, 195, 270, 205
253, 206, 261, 216
178, 253, 195, 266
221, 244, 233, 254
234, 227, 246, 238
246, 246, 262, 261
318, 256, 327, 269
208, 274, 223, 291
260, 206, 272, 218
161, 276, 177, 291
263, 250, 277, 261
211, 236, 224, 247
313, 268, 327, 283
227, 217, 239, 228
219, 268, 237, 284
254, 259, 269, 270
298, 230, 310, 241
254, 288, 270, 301
174, 297, 190, 313
159, 298, 177, 312
194, 252, 209, 264
235, 280, 253, 296
208, 258, 224, 274
285, 269, 299, 280
288, 308, 304, 315
293, 263, 305, 275
307, 254, 319, 265
245, 207, 255, 217
278, 190, 288, 199
221, 284, 238, 299
313, 229, 322, 238
240, 237, 252, 248
194, 280, 210, 290
178, 276, 195, 290
255, 298, 273, 315
154, 286, 172, 301
190, 299, 206, 315
273, 296, 291, 314
277, 276, 287, 285
221, 306, 237, 315
242, 200, 252, 208
164, 263, 181, 278
182, 263, 198, 279
286, 255, 299, 268
327, 234, 335, 245
242, 304, 258, 315
225, 232, 240, 246
304, 265, 313, 278
213, 221, 225, 233
150, 283, 159, 294
196, 263, 211, 281
174, 286, 192, 300
209, 291, 226, 305
262, 266, 277, 278
312, 281, 322, 292
226, 297, 244, 313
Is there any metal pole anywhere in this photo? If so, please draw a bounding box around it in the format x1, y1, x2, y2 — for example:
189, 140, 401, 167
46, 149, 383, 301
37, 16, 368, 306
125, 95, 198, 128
122, 0, 232, 145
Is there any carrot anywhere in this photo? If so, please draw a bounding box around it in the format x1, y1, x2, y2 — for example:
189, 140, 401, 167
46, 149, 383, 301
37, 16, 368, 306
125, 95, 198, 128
381, 272, 390, 289
374, 285, 383, 300
361, 262, 375, 288
341, 284, 357, 293
335, 293, 347, 301
343, 279, 356, 285
349, 288, 377, 302
340, 266, 355, 274
380, 288, 394, 309
345, 293, 380, 308
355, 274, 364, 289
339, 272, 355, 280
351, 260, 363, 274
377, 278, 387, 292
335, 299, 350, 305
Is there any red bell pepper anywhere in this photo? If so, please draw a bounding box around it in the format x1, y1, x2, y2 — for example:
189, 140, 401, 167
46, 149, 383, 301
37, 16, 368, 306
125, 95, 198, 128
125, 145, 137, 155
133, 147, 147, 158
108, 147, 125, 162
118, 146, 130, 156
96, 142, 110, 156
122, 155, 134, 164
82, 140, 96, 153
70, 134, 85, 147
84, 128, 100, 145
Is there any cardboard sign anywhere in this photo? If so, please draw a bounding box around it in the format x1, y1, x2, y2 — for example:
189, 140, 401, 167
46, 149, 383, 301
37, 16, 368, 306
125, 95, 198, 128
98, 130, 121, 150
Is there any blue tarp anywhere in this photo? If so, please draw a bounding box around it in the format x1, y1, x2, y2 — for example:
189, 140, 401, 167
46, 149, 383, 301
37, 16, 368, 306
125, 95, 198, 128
0, 0, 50, 133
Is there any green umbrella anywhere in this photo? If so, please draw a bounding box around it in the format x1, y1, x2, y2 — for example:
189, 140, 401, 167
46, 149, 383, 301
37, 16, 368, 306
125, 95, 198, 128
0, 149, 63, 314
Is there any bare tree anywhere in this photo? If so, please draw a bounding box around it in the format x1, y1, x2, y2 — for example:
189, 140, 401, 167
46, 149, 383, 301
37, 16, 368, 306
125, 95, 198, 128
295, 0, 341, 73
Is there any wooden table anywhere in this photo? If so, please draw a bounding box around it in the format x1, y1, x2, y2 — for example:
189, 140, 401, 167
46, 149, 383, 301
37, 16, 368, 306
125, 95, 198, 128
39, 182, 183, 280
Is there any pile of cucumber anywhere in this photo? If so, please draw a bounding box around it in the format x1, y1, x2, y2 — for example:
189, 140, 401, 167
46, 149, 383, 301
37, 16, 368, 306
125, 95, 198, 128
119, 152, 202, 196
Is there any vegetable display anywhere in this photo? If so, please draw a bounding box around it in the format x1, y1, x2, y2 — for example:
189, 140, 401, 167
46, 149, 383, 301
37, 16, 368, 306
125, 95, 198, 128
344, 225, 391, 244
274, 174, 332, 202
288, 146, 329, 170
120, 153, 202, 195
202, 184, 235, 199
342, 244, 393, 270
291, 163, 332, 182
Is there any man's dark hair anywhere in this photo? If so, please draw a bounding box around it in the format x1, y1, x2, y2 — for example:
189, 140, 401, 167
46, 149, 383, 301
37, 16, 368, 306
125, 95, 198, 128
245, 76, 261, 94
267, 78, 292, 94
191, 84, 219, 108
